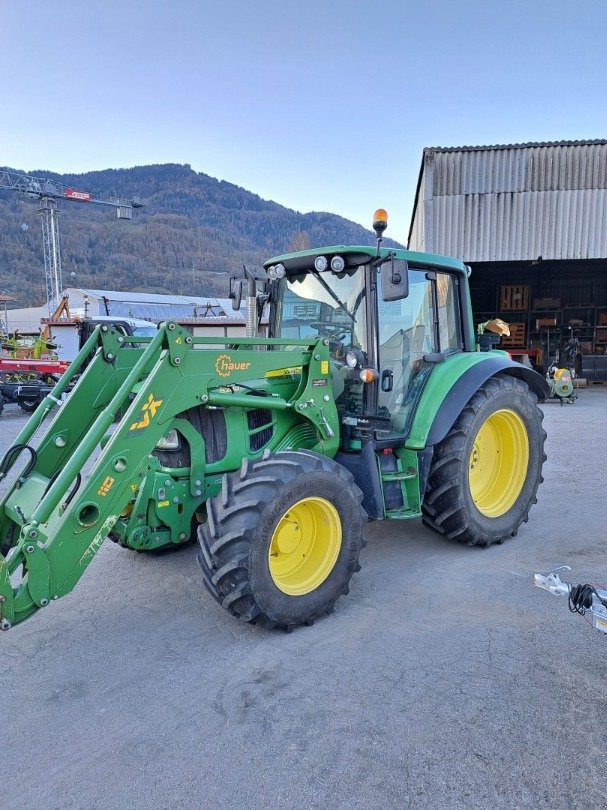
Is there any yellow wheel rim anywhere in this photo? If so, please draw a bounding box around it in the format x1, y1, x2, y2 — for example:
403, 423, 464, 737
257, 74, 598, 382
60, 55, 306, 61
268, 496, 342, 596
468, 409, 529, 518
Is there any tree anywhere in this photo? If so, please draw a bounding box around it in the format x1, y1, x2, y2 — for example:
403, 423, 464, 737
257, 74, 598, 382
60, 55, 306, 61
288, 231, 310, 252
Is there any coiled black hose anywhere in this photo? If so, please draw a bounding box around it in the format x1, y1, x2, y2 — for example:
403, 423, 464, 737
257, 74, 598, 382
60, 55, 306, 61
568, 584, 607, 615
0, 443, 37, 480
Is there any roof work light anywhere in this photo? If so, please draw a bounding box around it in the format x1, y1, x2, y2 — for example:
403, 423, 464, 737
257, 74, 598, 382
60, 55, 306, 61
372, 208, 388, 235
330, 255, 345, 273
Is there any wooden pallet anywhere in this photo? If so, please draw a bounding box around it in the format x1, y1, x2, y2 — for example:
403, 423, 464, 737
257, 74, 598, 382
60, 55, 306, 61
501, 322, 526, 348
500, 285, 530, 311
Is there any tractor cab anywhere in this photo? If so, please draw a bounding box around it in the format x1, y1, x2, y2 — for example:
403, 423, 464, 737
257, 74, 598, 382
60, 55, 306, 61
264, 229, 472, 447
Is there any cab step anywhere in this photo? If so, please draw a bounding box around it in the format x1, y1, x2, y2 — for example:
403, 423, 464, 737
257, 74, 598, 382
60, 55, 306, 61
378, 448, 421, 520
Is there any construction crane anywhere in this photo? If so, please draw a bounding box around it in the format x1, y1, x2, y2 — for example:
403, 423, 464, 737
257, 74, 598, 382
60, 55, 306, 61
0, 169, 143, 314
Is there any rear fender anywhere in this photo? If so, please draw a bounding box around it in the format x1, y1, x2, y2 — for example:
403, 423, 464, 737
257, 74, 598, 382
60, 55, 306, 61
407, 353, 549, 452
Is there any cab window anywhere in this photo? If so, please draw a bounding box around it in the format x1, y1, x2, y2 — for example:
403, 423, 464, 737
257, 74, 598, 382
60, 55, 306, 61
436, 273, 462, 353
378, 269, 463, 436
377, 270, 436, 433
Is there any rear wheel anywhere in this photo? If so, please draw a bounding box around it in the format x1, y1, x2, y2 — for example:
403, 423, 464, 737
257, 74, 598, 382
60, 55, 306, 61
422, 374, 546, 547
198, 450, 367, 629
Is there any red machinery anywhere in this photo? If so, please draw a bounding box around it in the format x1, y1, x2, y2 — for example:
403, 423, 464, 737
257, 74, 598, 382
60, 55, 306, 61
0, 358, 69, 377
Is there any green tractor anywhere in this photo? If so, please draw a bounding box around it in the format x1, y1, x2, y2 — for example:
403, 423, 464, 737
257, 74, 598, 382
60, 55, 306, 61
0, 210, 548, 632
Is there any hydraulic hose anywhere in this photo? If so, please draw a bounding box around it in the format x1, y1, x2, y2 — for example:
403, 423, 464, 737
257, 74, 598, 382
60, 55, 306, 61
0, 444, 37, 481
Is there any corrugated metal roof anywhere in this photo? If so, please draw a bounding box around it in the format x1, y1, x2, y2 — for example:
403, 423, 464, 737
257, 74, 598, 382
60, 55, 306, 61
107, 301, 245, 322
72, 287, 232, 308
64, 287, 245, 323
408, 141, 607, 261
8, 287, 247, 329
424, 139, 607, 153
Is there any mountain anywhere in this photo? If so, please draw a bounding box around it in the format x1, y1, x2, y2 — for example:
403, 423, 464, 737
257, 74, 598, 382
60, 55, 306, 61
0, 164, 401, 307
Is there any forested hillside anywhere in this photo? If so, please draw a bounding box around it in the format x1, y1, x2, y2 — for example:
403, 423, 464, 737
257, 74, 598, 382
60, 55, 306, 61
0, 164, 400, 306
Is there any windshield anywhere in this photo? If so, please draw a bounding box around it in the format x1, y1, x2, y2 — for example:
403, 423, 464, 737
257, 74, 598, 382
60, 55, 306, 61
132, 325, 158, 337
274, 267, 367, 359
273, 266, 368, 420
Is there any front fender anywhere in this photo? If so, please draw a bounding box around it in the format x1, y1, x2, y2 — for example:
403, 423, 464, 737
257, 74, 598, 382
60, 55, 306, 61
406, 352, 549, 451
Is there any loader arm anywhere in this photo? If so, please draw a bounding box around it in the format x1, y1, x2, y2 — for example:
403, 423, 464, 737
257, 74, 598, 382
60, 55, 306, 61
0, 323, 338, 629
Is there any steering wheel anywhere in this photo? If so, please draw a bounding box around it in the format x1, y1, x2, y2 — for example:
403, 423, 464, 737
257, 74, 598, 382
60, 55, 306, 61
309, 322, 348, 342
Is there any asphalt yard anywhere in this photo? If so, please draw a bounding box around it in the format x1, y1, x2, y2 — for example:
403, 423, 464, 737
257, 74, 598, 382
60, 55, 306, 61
1, 389, 607, 808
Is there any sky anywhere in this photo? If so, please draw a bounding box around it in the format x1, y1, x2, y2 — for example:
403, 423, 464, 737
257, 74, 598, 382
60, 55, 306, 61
1, 0, 607, 244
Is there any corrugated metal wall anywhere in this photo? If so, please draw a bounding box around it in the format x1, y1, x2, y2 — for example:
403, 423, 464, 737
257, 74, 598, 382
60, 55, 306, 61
408, 197, 425, 251
409, 141, 607, 261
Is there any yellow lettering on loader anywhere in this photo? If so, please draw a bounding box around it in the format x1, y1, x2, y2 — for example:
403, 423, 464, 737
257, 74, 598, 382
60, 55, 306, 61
97, 476, 115, 497
129, 394, 164, 431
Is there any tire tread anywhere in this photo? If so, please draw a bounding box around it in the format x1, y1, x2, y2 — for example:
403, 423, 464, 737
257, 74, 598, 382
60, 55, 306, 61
421, 373, 546, 547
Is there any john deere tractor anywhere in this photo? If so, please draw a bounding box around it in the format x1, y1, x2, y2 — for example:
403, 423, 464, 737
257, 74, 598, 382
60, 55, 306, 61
0, 210, 548, 632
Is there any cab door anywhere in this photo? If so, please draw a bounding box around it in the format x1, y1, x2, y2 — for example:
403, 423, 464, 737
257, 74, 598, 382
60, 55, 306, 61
377, 269, 463, 437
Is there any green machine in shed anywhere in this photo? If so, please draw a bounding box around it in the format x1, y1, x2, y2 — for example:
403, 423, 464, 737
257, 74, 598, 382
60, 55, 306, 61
0, 211, 548, 632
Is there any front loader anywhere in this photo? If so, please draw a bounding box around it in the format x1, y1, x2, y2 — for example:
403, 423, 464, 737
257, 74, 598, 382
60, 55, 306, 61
0, 210, 549, 632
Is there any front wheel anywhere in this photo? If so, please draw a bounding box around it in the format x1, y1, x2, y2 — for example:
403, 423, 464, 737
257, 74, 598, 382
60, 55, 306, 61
422, 374, 546, 547
198, 450, 367, 630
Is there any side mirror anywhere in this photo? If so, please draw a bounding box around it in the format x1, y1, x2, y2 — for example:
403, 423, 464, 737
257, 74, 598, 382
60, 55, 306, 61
381, 257, 409, 302
229, 276, 243, 311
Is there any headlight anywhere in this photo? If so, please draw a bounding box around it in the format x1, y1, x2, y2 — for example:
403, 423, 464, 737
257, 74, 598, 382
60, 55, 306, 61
267, 265, 277, 280
314, 255, 328, 272
274, 263, 286, 279
345, 349, 364, 369
330, 255, 345, 273
156, 429, 180, 451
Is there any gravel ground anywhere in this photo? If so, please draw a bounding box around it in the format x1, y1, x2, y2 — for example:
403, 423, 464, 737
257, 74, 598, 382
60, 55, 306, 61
1, 389, 607, 809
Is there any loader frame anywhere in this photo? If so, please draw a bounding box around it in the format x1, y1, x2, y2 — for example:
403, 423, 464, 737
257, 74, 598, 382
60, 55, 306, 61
0, 322, 338, 628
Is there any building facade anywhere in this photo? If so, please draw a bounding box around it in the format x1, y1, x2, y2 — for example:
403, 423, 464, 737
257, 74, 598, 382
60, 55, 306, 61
408, 140, 607, 373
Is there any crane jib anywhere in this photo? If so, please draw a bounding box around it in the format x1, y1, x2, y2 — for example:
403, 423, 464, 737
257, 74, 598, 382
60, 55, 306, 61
64, 188, 92, 202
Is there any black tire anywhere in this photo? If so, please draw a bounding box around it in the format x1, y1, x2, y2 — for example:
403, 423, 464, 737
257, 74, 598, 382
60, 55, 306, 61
19, 399, 38, 413
422, 374, 546, 547
198, 450, 367, 630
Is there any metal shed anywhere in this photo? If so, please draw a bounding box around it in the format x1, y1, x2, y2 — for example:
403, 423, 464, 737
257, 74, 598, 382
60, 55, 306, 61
68, 288, 245, 323
7, 287, 247, 331
408, 140, 607, 374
